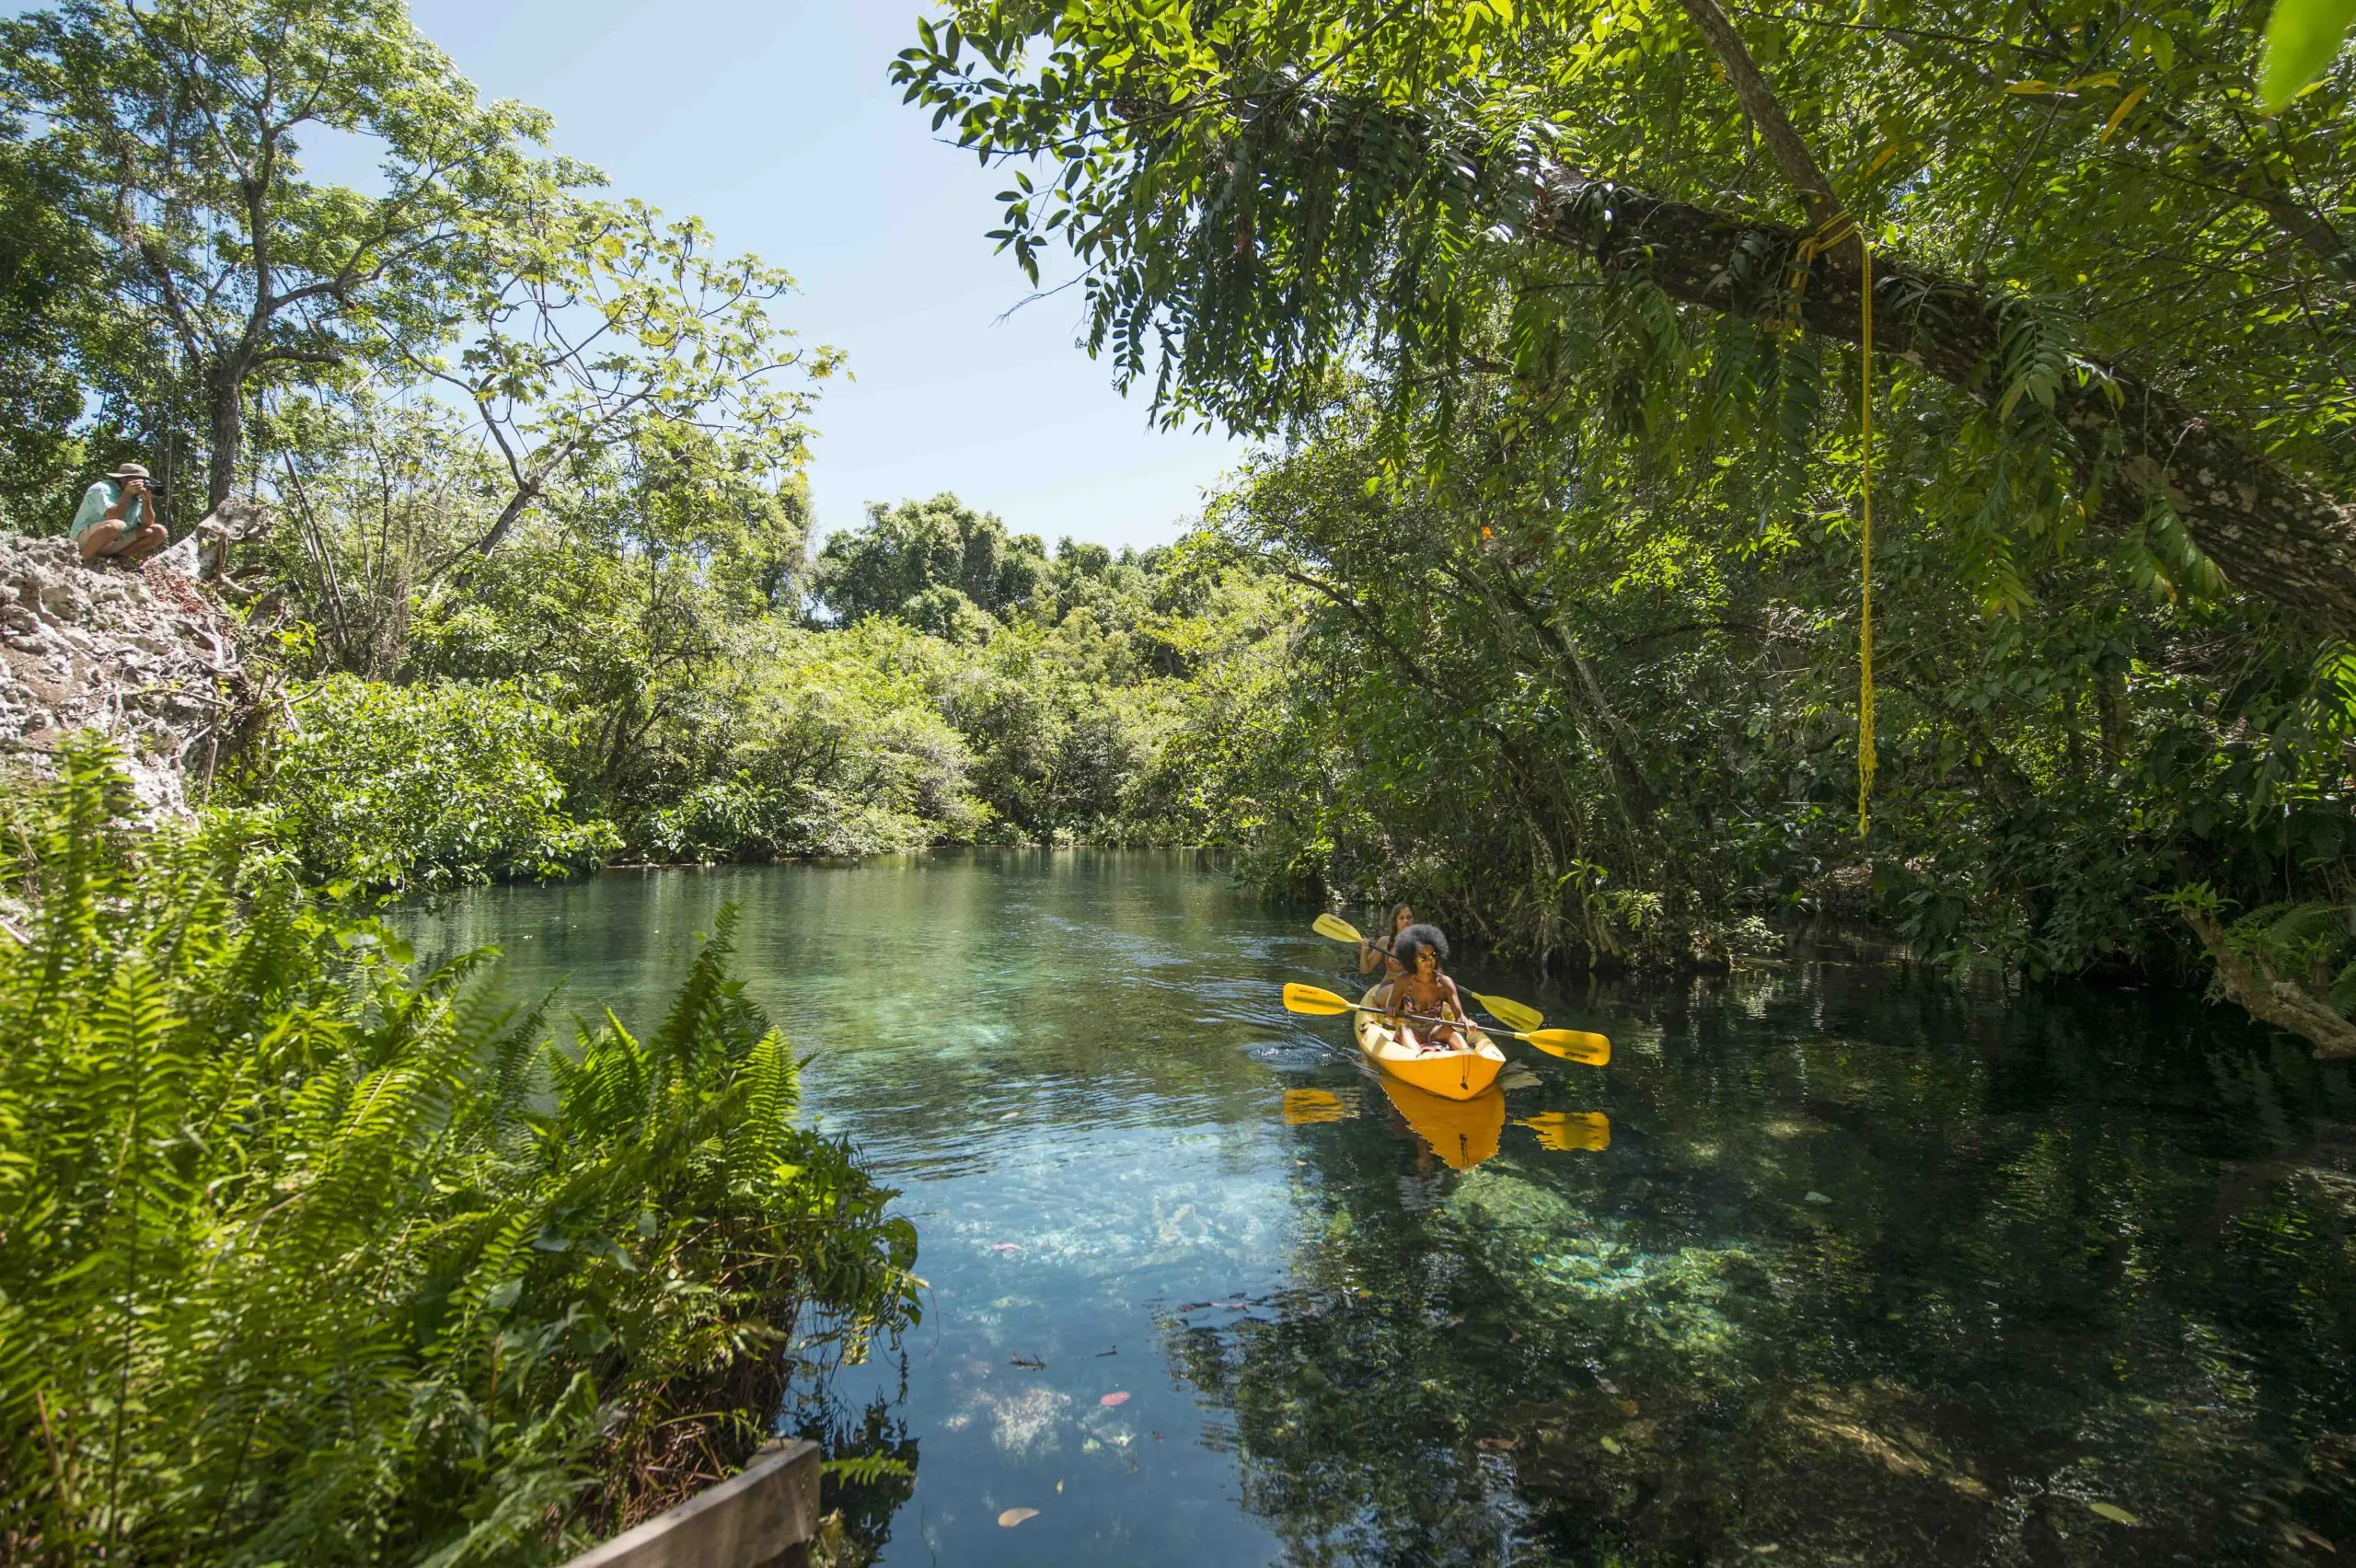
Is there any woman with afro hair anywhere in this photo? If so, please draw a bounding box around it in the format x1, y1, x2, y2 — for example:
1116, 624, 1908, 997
1382, 923, 1468, 1053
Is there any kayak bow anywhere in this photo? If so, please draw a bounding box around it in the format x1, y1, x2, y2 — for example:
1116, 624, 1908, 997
1351, 985, 1506, 1101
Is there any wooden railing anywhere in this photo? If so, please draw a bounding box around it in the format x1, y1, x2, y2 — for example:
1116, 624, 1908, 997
562, 1437, 821, 1568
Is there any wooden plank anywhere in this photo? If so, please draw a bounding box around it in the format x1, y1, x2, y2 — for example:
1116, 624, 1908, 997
562, 1437, 821, 1568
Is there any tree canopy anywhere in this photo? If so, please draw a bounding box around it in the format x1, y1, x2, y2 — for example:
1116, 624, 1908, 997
811, 491, 1050, 634
0, 0, 579, 510
888, 0, 2356, 1031
896, 0, 2356, 633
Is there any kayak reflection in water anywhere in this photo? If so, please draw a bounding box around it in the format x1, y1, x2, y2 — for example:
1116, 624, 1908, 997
1357, 902, 1415, 1003
1383, 925, 1468, 1054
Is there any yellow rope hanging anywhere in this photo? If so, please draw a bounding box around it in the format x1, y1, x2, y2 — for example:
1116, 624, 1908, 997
1783, 212, 1877, 839
1856, 235, 1874, 839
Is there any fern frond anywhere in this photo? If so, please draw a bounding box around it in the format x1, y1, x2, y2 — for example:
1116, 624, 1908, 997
0, 775, 915, 1562
726, 1030, 802, 1195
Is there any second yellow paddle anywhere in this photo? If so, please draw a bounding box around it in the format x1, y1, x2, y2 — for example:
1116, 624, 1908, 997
1282, 983, 1611, 1067
1309, 915, 1547, 1033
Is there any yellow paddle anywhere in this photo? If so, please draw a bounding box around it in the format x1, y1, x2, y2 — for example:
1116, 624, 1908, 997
1282, 983, 1611, 1067
1309, 915, 1547, 1033
1311, 911, 1369, 943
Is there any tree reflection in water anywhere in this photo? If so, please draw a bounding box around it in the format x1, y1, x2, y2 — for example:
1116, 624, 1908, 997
1163, 962, 2356, 1563
786, 1353, 921, 1568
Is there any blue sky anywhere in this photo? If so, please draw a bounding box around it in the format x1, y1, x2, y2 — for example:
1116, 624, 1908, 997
399, 0, 1252, 551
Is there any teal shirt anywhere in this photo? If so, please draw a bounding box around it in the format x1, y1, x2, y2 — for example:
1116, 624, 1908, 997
68, 479, 147, 540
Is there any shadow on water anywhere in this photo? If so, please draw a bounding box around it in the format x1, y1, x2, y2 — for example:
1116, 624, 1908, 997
406, 855, 2356, 1564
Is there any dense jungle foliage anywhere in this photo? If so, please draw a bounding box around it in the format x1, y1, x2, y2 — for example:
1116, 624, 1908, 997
880, 0, 2356, 1032
0, 0, 2350, 1032
0, 0, 1288, 882
246, 465, 1294, 870
0, 743, 921, 1563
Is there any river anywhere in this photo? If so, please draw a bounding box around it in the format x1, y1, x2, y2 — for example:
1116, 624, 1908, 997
406, 850, 2356, 1565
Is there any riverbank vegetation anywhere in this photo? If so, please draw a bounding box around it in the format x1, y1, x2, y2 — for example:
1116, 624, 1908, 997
241, 467, 1293, 873
886, 0, 2356, 1040
0, 743, 919, 1562
0, 0, 1279, 883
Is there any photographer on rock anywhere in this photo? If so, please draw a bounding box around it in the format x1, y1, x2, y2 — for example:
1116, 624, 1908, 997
69, 461, 169, 564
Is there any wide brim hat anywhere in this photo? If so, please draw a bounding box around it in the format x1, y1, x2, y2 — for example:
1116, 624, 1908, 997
105, 463, 152, 480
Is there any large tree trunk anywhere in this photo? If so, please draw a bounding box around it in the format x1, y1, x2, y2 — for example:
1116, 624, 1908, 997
1527, 170, 2356, 637
205, 363, 243, 511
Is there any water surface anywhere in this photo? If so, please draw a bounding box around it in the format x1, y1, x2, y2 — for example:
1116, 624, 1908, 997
409, 852, 2356, 1565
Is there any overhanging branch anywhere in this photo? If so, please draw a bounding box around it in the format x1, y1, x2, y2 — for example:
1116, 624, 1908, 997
1529, 167, 2356, 636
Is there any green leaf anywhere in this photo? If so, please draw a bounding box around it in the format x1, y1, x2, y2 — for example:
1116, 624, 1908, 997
2258, 0, 2356, 111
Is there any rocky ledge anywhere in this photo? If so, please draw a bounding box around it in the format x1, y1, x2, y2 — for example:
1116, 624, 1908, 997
0, 532, 260, 813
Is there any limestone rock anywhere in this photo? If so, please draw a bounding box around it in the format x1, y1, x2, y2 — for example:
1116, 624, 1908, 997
0, 534, 254, 813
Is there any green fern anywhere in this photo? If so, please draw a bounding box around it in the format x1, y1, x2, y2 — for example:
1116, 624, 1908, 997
0, 738, 922, 1564
2231, 901, 2356, 1011
821, 1452, 915, 1485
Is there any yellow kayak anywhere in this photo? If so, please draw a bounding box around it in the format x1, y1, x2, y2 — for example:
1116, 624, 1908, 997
1353, 985, 1506, 1101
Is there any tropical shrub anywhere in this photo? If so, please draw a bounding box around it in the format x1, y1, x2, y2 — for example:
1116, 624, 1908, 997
243, 674, 621, 891
628, 620, 988, 862
2222, 903, 2356, 1018
0, 741, 921, 1564
944, 618, 1166, 844
637, 774, 942, 863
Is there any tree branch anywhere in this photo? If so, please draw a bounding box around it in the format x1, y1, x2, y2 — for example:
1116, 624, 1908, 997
1674, 0, 1844, 229
1442, 557, 1659, 816
2182, 906, 2356, 1056
1529, 168, 2356, 636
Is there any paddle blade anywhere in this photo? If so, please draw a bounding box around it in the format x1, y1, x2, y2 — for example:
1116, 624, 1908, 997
1520, 1111, 1611, 1152
1311, 913, 1364, 945
1525, 1028, 1611, 1066
1468, 989, 1544, 1033
1283, 982, 1354, 1016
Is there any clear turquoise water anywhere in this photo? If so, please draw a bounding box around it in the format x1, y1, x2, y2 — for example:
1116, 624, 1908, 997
407, 852, 2356, 1566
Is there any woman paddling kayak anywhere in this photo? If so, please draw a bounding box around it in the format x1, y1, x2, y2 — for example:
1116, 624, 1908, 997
1357, 903, 1415, 1001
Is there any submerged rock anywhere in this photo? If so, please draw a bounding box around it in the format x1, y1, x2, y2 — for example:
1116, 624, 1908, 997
0, 533, 259, 812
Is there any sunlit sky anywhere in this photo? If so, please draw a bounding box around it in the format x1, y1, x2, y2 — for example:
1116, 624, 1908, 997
392, 0, 1253, 551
